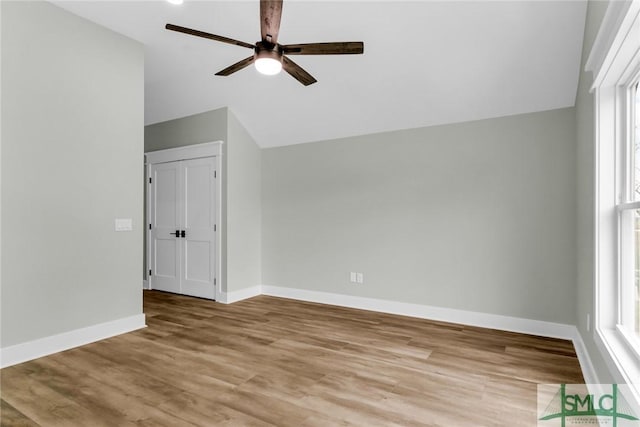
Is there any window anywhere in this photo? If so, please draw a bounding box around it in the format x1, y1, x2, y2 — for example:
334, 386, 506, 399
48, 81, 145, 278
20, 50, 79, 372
636, 84, 640, 338
590, 0, 640, 405
619, 80, 640, 348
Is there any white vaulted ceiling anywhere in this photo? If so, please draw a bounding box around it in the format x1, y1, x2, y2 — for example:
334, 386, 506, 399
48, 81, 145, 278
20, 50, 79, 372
52, 1, 587, 147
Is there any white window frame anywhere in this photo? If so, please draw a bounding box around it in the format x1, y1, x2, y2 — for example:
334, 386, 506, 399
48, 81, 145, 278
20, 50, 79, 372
616, 79, 640, 350
590, 0, 640, 404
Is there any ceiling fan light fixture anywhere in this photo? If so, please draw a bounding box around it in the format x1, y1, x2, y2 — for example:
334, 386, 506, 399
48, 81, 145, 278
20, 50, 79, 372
255, 57, 282, 75
165, 0, 364, 86
254, 43, 283, 76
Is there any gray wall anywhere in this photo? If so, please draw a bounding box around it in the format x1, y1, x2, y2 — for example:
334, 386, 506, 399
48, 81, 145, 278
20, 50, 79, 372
144, 108, 262, 294
575, 0, 613, 382
226, 111, 262, 292
262, 108, 577, 324
1, 1, 144, 347
144, 108, 228, 153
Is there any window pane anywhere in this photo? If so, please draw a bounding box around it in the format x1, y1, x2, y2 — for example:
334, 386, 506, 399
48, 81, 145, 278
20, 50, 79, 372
635, 83, 640, 200
636, 84, 640, 336
636, 209, 640, 337
623, 207, 640, 339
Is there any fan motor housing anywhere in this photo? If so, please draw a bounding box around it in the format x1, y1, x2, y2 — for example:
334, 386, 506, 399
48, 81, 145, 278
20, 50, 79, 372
255, 41, 283, 63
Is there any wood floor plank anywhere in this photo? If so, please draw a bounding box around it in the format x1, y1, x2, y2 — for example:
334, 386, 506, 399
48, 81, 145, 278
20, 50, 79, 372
0, 399, 40, 427
1, 291, 585, 426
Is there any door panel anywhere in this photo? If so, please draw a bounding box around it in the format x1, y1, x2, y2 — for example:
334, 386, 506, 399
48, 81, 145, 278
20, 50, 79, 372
150, 162, 181, 294
185, 240, 211, 281
185, 161, 214, 229
155, 239, 178, 277
155, 167, 179, 228
181, 157, 216, 299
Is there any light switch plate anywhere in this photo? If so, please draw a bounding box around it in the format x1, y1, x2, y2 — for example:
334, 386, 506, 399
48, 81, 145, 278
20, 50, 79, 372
115, 218, 133, 231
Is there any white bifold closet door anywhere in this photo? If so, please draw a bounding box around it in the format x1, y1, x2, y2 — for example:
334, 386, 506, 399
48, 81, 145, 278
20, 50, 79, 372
149, 157, 217, 299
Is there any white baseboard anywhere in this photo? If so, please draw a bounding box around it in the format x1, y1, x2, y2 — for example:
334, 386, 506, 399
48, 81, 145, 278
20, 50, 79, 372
143, 279, 149, 290
262, 285, 575, 338
217, 285, 262, 304
0, 314, 146, 368
4, 283, 599, 382
261, 285, 600, 383
570, 328, 600, 384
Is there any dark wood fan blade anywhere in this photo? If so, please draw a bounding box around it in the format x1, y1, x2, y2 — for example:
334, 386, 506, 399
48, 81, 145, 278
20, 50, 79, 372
215, 56, 255, 76
282, 56, 317, 86
166, 24, 255, 49
260, 0, 283, 44
282, 42, 364, 55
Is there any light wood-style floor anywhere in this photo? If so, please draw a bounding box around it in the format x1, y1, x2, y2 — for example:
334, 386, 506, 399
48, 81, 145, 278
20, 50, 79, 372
1, 290, 583, 426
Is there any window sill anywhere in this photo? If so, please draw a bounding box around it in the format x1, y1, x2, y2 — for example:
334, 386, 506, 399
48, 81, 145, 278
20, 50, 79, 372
595, 326, 640, 411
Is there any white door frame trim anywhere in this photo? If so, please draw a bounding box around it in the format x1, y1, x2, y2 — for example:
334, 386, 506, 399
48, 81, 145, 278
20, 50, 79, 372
145, 141, 224, 301
145, 141, 224, 165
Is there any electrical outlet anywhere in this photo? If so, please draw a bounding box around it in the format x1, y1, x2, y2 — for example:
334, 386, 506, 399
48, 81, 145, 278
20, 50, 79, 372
350, 272, 357, 283
356, 273, 364, 284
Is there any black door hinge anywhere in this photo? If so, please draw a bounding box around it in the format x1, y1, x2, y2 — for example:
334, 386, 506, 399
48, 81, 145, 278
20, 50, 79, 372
149, 269, 152, 276
149, 224, 152, 230
149, 177, 152, 184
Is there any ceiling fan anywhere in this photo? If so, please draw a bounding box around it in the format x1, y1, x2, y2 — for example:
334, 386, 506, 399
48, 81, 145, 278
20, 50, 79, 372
165, 0, 364, 86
